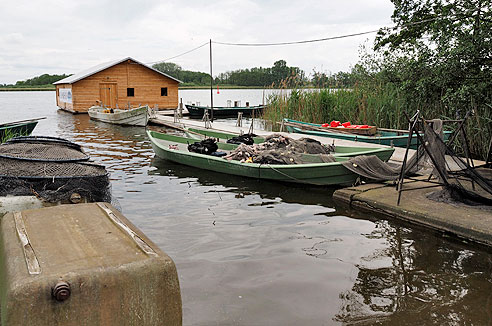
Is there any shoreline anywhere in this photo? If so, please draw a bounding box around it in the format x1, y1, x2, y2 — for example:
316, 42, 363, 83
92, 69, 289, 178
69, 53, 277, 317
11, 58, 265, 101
0, 85, 329, 92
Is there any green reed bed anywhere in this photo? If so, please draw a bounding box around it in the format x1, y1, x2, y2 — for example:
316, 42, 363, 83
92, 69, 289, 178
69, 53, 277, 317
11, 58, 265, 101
264, 84, 406, 129
262, 84, 491, 160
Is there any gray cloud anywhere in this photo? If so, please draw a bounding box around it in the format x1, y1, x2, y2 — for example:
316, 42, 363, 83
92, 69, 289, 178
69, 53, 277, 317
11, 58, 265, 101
0, 0, 394, 83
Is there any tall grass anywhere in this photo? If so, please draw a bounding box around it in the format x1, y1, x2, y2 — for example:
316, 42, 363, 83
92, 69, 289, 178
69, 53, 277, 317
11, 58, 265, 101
264, 83, 406, 129
0, 128, 30, 143
262, 82, 491, 160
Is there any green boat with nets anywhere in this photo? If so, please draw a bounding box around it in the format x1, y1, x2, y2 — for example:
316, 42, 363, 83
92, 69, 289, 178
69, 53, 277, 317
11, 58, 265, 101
147, 131, 394, 186
185, 128, 395, 162
283, 118, 453, 148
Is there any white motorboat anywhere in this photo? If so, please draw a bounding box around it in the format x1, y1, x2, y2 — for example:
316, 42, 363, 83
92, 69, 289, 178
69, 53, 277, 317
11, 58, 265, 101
88, 105, 149, 126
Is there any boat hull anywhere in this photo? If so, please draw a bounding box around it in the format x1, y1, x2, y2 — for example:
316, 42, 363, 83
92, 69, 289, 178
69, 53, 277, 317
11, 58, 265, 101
0, 121, 38, 143
185, 104, 265, 118
284, 118, 452, 149
88, 106, 149, 126
147, 131, 359, 186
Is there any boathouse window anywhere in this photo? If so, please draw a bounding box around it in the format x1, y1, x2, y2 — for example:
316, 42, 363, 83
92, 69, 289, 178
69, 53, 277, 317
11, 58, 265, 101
161, 87, 168, 96
127, 88, 134, 97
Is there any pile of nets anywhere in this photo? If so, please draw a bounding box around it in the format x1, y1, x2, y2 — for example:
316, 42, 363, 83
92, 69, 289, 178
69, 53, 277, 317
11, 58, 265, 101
0, 136, 111, 203
224, 134, 336, 164
341, 120, 492, 206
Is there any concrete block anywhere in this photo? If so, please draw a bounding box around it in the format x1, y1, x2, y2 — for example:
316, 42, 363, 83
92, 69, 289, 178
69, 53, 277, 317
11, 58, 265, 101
0, 202, 181, 325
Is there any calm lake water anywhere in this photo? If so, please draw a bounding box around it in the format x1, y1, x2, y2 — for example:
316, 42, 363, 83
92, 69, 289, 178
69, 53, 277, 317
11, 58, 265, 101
1, 91, 491, 325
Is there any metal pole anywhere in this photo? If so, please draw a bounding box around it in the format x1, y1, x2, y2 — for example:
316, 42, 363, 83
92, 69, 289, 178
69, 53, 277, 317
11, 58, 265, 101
209, 39, 214, 122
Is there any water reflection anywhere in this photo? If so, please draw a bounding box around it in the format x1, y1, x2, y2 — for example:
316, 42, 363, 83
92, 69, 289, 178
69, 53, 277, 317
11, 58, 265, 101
149, 156, 338, 207
57, 113, 152, 179
149, 152, 492, 325
335, 218, 492, 325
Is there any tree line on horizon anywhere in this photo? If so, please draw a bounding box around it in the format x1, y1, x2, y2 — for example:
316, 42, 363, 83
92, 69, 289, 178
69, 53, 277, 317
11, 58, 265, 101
0, 74, 72, 88
2, 61, 355, 88
152, 60, 354, 88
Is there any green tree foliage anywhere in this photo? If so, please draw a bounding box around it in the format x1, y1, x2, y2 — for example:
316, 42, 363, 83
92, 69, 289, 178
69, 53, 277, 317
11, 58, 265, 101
15, 74, 71, 86
152, 60, 341, 88
374, 0, 491, 111
263, 0, 491, 159
311, 71, 355, 88
365, 0, 491, 158
152, 62, 210, 86
215, 60, 307, 87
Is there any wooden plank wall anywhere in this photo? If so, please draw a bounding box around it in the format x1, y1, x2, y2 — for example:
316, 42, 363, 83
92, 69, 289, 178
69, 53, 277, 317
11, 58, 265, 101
63, 60, 179, 113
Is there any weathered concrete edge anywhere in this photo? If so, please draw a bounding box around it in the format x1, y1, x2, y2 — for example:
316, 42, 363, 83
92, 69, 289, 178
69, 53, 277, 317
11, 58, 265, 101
333, 188, 492, 248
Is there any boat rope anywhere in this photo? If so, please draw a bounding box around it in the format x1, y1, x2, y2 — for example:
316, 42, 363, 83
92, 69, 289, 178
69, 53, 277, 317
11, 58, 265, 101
262, 164, 327, 186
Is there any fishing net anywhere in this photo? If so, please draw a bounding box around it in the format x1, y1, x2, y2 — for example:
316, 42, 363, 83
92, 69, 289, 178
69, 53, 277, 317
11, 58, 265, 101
342, 119, 492, 206
224, 135, 336, 164
0, 142, 89, 162
7, 136, 82, 150
0, 137, 112, 204
341, 121, 443, 181
0, 157, 106, 178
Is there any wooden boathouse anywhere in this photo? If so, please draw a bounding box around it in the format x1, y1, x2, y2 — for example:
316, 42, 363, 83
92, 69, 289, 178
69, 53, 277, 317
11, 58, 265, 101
54, 57, 181, 113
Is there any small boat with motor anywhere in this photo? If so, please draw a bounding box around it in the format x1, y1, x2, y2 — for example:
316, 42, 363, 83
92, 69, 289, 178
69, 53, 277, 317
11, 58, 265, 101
185, 104, 265, 119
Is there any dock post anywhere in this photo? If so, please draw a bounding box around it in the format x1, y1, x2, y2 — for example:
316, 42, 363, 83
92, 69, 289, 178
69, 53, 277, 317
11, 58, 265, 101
174, 109, 179, 123
236, 112, 243, 127
204, 111, 212, 129
179, 98, 183, 118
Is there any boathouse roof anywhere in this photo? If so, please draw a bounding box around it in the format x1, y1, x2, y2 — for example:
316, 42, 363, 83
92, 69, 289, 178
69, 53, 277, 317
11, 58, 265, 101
53, 57, 182, 85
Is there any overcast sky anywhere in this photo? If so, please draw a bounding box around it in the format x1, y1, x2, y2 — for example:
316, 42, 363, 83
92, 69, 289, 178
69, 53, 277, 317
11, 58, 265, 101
0, 0, 394, 84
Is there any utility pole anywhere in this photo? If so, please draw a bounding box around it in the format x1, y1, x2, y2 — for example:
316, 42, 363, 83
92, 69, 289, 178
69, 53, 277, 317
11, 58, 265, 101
209, 39, 214, 122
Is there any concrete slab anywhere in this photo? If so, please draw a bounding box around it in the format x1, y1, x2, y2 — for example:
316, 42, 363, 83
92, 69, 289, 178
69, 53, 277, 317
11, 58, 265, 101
333, 181, 492, 247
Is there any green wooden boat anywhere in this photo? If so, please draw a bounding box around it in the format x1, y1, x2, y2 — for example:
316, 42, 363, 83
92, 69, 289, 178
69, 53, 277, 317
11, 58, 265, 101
283, 118, 452, 148
0, 120, 39, 143
186, 128, 265, 144
147, 130, 394, 186
185, 104, 265, 118
185, 128, 395, 162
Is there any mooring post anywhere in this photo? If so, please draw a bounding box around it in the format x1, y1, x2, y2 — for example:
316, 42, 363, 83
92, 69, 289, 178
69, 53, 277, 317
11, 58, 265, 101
236, 112, 243, 127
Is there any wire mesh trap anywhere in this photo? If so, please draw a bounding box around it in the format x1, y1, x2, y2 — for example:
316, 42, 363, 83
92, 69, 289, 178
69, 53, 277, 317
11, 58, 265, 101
0, 142, 89, 162
0, 136, 111, 204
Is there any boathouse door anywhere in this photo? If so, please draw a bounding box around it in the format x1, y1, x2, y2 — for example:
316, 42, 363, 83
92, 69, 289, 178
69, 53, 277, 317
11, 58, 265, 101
99, 83, 118, 108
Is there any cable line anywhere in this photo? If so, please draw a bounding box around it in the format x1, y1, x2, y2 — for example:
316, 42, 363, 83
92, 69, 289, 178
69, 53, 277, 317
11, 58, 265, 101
213, 29, 380, 47
144, 11, 472, 64
146, 42, 209, 65
212, 14, 466, 47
